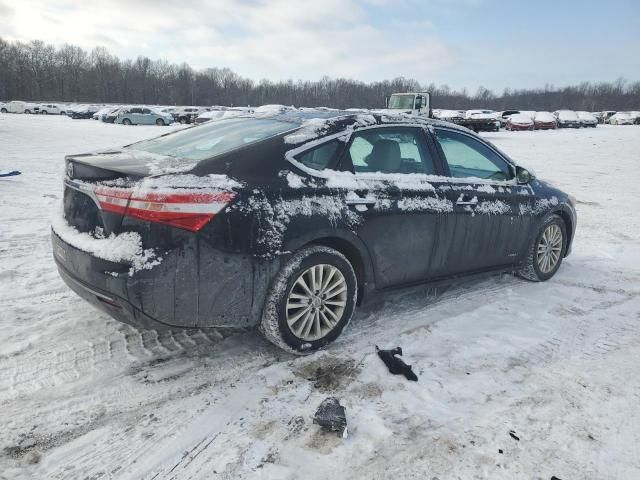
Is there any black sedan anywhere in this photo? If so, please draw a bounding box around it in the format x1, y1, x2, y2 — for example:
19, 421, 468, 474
52, 112, 577, 354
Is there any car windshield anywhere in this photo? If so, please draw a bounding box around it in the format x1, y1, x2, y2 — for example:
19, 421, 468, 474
388, 95, 415, 109
129, 118, 295, 161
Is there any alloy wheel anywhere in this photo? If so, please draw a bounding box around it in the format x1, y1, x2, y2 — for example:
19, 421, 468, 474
286, 264, 347, 341
537, 224, 563, 274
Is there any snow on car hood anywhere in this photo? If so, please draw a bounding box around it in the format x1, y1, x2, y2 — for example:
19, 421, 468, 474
534, 112, 556, 122
509, 114, 533, 124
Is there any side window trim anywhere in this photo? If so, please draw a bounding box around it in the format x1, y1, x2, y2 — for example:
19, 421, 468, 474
293, 139, 342, 172
285, 132, 350, 176
432, 126, 515, 181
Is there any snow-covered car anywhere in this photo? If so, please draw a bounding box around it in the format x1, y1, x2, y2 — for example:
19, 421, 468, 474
101, 106, 125, 123
497, 110, 520, 127
173, 107, 210, 124
71, 105, 100, 119
116, 107, 174, 126
505, 113, 534, 131
608, 112, 636, 125
433, 109, 465, 123
195, 107, 254, 124
463, 110, 500, 132
93, 107, 113, 120
576, 111, 598, 128
533, 111, 557, 130
602, 111, 617, 123
0, 100, 35, 114
52, 112, 576, 354
519, 111, 536, 120
553, 110, 581, 128
38, 104, 63, 115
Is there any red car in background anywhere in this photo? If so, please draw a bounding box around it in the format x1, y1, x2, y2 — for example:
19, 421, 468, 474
506, 113, 534, 131
534, 111, 558, 130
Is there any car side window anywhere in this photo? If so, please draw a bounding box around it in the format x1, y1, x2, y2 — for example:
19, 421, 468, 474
295, 140, 340, 171
434, 129, 512, 180
348, 127, 435, 174
142, 108, 151, 114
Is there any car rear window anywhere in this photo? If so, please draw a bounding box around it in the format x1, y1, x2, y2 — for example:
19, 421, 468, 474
129, 118, 295, 162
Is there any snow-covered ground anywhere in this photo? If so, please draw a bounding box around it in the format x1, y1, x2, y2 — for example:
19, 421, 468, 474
1, 114, 640, 479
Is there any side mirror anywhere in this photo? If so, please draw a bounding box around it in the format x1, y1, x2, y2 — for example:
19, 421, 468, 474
516, 166, 535, 184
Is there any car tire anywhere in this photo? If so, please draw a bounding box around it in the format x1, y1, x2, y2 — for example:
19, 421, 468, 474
122, 118, 132, 125
41, 110, 47, 115
517, 214, 567, 282
0, 108, 7, 113
155, 118, 165, 126
260, 245, 357, 355
25, 109, 31, 114
179, 117, 188, 124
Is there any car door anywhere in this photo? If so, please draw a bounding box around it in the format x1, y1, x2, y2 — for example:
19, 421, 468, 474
140, 108, 152, 124
429, 126, 535, 275
128, 107, 142, 123
334, 125, 453, 289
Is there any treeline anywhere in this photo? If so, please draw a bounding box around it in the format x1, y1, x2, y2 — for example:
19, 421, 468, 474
1, 37, 639, 111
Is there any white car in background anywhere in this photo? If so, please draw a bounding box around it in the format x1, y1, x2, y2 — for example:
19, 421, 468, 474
1, 100, 36, 114
608, 112, 636, 125
576, 111, 598, 127
38, 104, 63, 115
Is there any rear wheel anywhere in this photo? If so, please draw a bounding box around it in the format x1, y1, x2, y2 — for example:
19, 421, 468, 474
155, 118, 165, 126
24, 109, 31, 114
260, 246, 357, 354
122, 118, 132, 125
518, 214, 566, 282
41, 110, 47, 115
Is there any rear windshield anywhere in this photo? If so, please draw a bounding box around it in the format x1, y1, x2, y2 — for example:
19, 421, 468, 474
129, 118, 295, 162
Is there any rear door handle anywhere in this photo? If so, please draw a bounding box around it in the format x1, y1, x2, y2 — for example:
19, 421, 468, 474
456, 196, 478, 206
345, 198, 377, 206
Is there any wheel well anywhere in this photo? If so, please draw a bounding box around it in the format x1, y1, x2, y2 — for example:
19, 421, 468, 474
309, 237, 367, 306
554, 209, 573, 253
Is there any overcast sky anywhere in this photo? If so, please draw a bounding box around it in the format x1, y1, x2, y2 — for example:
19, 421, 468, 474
1, 0, 639, 91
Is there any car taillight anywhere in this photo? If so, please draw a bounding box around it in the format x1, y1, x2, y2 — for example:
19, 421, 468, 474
94, 187, 236, 232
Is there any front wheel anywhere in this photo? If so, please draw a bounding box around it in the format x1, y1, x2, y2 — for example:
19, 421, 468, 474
260, 246, 357, 354
0, 108, 7, 113
517, 214, 567, 282
155, 118, 165, 126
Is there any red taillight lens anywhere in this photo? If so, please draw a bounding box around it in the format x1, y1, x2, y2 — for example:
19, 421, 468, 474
94, 187, 236, 232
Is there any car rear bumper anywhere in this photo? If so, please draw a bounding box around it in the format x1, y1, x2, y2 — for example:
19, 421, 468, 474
52, 228, 267, 330
508, 124, 533, 130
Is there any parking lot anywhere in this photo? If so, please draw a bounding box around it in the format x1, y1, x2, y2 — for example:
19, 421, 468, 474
1, 114, 639, 479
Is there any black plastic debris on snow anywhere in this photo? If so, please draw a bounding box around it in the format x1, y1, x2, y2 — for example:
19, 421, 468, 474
313, 397, 348, 438
0, 170, 21, 177
509, 430, 520, 441
376, 346, 418, 381
550, 477, 563, 480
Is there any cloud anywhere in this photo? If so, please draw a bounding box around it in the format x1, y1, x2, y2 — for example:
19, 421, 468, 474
0, 0, 454, 82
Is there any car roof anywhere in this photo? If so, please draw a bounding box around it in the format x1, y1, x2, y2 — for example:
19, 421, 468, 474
239, 109, 470, 146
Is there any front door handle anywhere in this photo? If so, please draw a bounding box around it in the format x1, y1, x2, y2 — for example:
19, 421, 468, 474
456, 196, 478, 206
